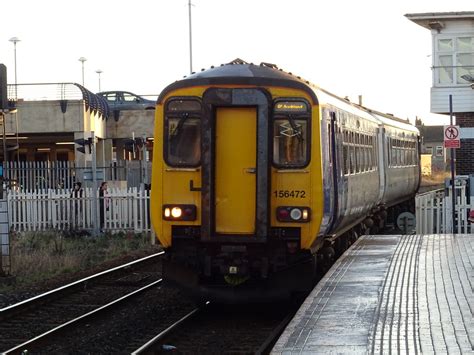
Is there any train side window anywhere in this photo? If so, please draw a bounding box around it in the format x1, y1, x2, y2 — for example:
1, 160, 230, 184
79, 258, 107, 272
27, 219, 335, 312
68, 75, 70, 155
165, 99, 202, 167
364, 146, 369, 171
349, 145, 355, 174
342, 129, 349, 175
386, 141, 389, 166
343, 145, 349, 175
272, 99, 310, 168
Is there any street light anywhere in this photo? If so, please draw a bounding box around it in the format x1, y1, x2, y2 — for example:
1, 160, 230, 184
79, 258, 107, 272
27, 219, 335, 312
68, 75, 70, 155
9, 37, 20, 99
95, 69, 103, 92
78, 57, 87, 86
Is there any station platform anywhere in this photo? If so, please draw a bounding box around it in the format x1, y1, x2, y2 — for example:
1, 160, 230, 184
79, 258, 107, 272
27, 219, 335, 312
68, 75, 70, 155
272, 234, 473, 354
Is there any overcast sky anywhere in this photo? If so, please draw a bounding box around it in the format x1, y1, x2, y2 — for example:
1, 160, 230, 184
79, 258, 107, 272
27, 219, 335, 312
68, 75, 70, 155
1, 0, 472, 124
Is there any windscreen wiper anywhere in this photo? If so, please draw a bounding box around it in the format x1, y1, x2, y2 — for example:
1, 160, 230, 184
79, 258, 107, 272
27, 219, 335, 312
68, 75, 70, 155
171, 112, 189, 138
287, 114, 303, 142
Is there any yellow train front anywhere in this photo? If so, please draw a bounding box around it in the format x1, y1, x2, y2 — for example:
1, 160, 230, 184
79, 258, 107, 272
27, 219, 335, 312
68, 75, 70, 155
150, 59, 419, 303
151, 61, 323, 302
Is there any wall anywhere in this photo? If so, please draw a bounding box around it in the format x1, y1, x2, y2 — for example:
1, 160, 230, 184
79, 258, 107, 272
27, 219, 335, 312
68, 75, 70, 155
7, 100, 85, 133
456, 112, 474, 175
105, 110, 154, 139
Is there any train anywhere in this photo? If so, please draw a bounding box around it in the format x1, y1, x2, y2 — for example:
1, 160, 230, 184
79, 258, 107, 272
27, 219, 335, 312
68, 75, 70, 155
150, 59, 420, 303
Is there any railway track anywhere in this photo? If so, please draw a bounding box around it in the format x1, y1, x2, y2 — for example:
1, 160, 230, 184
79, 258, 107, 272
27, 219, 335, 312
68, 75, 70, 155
132, 302, 298, 354
0, 252, 163, 353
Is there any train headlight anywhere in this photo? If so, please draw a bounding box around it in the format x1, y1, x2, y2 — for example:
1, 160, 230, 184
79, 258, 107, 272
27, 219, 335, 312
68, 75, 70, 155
277, 207, 311, 222
171, 207, 182, 218
163, 204, 197, 221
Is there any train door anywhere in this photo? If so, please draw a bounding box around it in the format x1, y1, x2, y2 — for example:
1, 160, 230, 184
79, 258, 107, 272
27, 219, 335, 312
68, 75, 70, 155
215, 107, 256, 234
201, 88, 270, 241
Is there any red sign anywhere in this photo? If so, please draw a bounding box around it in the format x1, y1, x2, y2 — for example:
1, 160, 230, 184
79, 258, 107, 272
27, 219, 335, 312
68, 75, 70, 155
444, 125, 460, 149
445, 140, 460, 148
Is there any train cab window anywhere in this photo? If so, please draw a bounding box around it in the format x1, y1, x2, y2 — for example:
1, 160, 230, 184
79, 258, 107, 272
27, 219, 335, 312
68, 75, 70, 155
165, 99, 202, 167
272, 100, 310, 168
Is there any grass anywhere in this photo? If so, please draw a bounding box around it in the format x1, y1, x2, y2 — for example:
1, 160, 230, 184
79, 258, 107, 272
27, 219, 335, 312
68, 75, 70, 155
1, 230, 158, 291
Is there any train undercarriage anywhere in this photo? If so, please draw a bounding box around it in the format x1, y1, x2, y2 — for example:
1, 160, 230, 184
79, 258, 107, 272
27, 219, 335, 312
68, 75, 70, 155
163, 198, 416, 304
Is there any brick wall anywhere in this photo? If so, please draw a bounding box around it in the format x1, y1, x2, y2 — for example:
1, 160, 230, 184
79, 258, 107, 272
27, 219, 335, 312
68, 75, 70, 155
456, 112, 474, 175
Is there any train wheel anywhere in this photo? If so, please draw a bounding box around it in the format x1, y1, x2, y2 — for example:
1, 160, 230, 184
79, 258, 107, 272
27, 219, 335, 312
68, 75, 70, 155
349, 230, 358, 243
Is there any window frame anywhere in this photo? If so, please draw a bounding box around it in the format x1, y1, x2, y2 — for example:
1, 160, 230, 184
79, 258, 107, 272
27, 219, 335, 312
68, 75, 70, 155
163, 97, 202, 168
272, 98, 311, 169
434, 34, 474, 86
435, 145, 444, 157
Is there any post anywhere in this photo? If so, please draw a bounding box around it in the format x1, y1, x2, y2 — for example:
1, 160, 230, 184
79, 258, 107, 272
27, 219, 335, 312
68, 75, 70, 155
142, 134, 147, 185
13, 42, 18, 99
0, 113, 4, 276
449, 95, 456, 233
1, 113, 6, 164
79, 57, 87, 86
96, 69, 102, 92
91, 131, 99, 236
188, 0, 193, 74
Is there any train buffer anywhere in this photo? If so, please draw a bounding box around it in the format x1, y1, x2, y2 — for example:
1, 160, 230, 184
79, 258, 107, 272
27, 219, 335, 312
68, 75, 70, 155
272, 234, 473, 354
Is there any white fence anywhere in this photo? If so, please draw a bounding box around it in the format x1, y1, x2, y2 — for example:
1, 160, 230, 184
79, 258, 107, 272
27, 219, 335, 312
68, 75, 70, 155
416, 185, 473, 234
8, 187, 152, 233
10, 184, 472, 235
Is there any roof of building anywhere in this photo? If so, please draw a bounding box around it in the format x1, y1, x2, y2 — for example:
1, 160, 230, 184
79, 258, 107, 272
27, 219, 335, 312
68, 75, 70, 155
405, 11, 474, 29
417, 125, 444, 143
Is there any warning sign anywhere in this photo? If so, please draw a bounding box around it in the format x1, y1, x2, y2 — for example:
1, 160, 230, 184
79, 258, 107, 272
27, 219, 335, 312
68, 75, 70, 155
444, 125, 460, 148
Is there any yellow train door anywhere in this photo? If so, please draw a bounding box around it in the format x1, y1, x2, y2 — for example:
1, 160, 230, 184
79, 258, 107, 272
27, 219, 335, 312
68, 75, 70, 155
215, 107, 256, 234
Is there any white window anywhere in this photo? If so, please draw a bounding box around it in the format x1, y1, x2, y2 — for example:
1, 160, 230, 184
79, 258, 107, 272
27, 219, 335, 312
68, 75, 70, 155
439, 55, 453, 84
438, 38, 453, 52
435, 36, 474, 86
435, 146, 444, 157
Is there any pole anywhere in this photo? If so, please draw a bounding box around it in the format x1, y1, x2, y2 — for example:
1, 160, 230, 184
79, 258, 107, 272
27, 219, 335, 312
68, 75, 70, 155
188, 0, 193, 74
96, 70, 102, 92
1, 113, 6, 164
91, 131, 99, 236
13, 42, 18, 99
79, 57, 87, 86
9, 37, 20, 99
0, 113, 4, 276
449, 95, 456, 233
142, 134, 147, 185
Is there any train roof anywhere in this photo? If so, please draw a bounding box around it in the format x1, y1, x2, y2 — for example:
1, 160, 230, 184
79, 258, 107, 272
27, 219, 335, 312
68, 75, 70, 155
157, 59, 419, 134
367, 110, 419, 133
157, 59, 316, 104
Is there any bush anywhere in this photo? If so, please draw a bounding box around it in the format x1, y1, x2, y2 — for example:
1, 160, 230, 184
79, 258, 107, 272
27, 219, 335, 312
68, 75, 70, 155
5, 230, 155, 288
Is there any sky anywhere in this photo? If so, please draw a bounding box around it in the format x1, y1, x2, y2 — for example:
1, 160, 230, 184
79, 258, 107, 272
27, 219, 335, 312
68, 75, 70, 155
1, 0, 472, 125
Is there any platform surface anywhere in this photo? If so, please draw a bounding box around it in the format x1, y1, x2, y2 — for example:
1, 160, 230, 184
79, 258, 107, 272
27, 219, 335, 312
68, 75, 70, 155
272, 234, 473, 354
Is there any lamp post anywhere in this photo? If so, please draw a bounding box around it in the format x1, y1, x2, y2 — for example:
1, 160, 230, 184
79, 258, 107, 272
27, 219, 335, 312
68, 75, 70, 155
188, 0, 193, 74
9, 37, 20, 99
78, 57, 87, 86
95, 69, 103, 92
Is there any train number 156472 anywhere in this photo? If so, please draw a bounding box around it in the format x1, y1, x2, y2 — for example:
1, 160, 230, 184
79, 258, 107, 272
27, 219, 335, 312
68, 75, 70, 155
273, 190, 306, 198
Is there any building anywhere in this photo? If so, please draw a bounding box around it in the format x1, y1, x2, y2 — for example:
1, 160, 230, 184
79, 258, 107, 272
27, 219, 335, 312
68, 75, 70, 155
1, 82, 154, 189
406, 12, 474, 175
416, 123, 448, 174
2, 83, 154, 166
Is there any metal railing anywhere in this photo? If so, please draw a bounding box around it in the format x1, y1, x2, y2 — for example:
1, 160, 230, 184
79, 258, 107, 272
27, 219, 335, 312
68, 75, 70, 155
416, 185, 472, 234
3, 160, 151, 191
